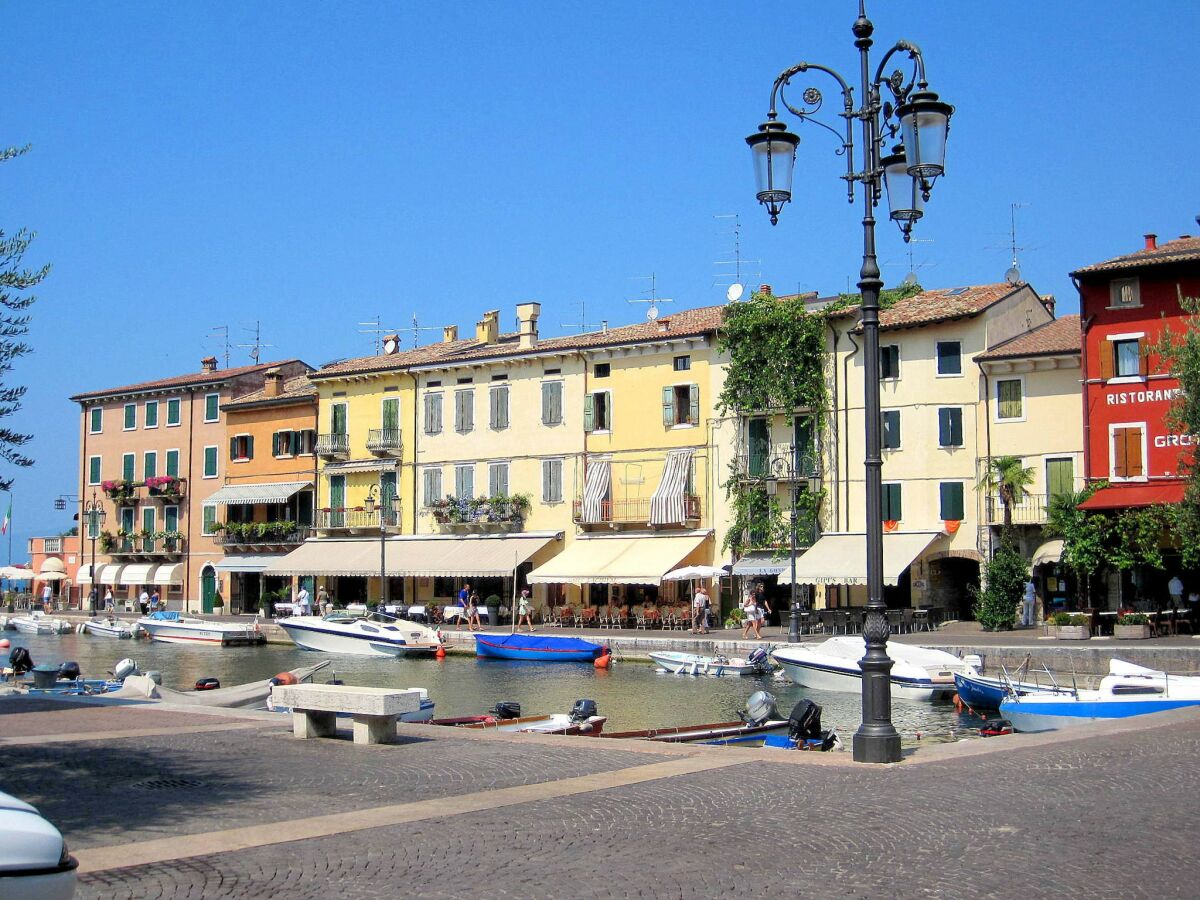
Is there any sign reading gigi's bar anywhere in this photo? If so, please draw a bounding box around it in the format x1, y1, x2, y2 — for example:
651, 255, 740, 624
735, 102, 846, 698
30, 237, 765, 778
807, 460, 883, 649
1106, 386, 1182, 406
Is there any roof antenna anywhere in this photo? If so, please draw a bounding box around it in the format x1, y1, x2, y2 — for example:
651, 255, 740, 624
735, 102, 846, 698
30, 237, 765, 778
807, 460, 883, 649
392, 313, 441, 349
560, 299, 601, 334
357, 315, 398, 354
207, 325, 231, 369
1005, 202, 1028, 285
236, 320, 273, 365
713, 213, 760, 302
628, 273, 674, 321
885, 237, 935, 287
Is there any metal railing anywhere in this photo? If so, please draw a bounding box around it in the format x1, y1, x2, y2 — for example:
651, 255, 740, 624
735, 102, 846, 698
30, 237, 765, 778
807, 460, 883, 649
316, 508, 401, 530
735, 442, 819, 480
109, 537, 186, 557
366, 428, 403, 454
315, 433, 350, 458
984, 493, 1051, 526
214, 528, 307, 547
572, 494, 701, 525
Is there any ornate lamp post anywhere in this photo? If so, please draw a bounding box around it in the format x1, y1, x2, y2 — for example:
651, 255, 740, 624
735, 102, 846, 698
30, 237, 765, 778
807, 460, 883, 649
745, 1, 952, 763
61, 492, 106, 612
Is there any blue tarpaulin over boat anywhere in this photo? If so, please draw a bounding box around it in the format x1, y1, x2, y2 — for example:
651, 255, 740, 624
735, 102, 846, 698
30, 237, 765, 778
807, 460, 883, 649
474, 633, 605, 662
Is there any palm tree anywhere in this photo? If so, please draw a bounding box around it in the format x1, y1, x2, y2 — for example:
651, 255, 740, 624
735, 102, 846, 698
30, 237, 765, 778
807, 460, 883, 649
980, 455, 1035, 532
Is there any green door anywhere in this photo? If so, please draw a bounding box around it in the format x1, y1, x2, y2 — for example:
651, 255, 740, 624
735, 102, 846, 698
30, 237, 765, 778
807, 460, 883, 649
794, 415, 815, 476
380, 471, 398, 527
330, 475, 346, 528
1046, 458, 1074, 501
748, 418, 769, 477
201, 568, 217, 614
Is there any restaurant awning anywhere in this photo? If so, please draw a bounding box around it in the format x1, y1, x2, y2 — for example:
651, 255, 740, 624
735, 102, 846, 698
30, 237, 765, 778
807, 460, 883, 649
153, 563, 183, 585
1031, 539, 1064, 567
77, 563, 97, 585
731, 551, 789, 577
118, 563, 157, 586
1078, 482, 1185, 510
527, 533, 709, 586
98, 564, 124, 586
322, 459, 396, 474
205, 481, 312, 505
777, 532, 942, 586
265, 534, 560, 578
216, 555, 281, 574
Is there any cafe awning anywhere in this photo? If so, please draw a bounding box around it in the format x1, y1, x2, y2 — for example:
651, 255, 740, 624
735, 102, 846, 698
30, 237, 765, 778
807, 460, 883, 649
215, 555, 278, 573
777, 532, 941, 586
77, 564, 97, 585
118, 563, 157, 586
1031, 539, 1064, 567
265, 534, 560, 578
527, 533, 709, 586
153, 563, 183, 585
98, 565, 124, 586
731, 551, 789, 577
1077, 482, 1185, 510
205, 481, 312, 506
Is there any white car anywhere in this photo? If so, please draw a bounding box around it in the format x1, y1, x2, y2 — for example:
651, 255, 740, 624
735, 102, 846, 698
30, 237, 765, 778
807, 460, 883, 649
0, 790, 76, 899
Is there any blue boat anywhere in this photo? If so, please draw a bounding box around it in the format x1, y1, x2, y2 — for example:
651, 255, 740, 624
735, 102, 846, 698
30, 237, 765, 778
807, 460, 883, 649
474, 633, 605, 662
953, 671, 1071, 710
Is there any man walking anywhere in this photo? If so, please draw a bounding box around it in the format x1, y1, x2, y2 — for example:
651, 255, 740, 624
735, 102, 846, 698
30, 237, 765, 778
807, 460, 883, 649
691, 584, 711, 634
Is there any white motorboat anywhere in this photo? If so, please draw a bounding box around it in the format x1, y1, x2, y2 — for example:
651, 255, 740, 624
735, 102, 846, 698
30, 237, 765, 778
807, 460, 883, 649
1000, 659, 1200, 732
136, 611, 264, 646
649, 648, 773, 677
10, 612, 72, 635
78, 616, 137, 639
278, 612, 442, 657
772, 636, 973, 702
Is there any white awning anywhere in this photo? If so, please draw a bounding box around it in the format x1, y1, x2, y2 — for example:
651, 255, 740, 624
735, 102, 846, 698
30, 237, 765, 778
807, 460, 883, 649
731, 551, 789, 577
98, 565, 124, 586
153, 563, 183, 585
1032, 539, 1064, 567
118, 563, 157, 586
77, 564, 97, 585
216, 555, 279, 573
322, 459, 396, 474
777, 532, 942, 586
265, 534, 558, 578
527, 533, 710, 586
205, 481, 312, 505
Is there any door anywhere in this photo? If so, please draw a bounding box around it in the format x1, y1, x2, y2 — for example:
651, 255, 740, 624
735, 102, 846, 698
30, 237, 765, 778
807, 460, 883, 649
330, 475, 346, 528
141, 508, 155, 552
1046, 458, 1074, 501
382, 397, 399, 437
201, 567, 217, 614
794, 415, 815, 476
748, 418, 769, 477
380, 471, 398, 526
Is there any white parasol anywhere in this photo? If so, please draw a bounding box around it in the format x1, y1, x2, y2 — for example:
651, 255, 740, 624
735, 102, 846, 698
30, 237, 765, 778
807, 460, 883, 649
662, 565, 731, 581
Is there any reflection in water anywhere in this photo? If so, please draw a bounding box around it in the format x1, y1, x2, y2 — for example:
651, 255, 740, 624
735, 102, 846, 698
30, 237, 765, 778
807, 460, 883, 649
7, 632, 983, 740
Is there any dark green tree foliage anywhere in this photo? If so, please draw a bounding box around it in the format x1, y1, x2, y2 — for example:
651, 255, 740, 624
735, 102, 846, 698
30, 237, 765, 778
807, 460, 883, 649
0, 145, 46, 490
971, 537, 1027, 631
1152, 287, 1200, 552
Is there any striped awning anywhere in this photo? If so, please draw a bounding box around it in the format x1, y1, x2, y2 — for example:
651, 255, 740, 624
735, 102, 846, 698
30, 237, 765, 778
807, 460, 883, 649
648, 448, 694, 526
527, 533, 709, 586
322, 459, 397, 474
98, 565, 124, 586
731, 551, 790, 577
580, 458, 611, 524
205, 481, 312, 506
265, 534, 558, 578
118, 563, 157, 586
153, 563, 183, 585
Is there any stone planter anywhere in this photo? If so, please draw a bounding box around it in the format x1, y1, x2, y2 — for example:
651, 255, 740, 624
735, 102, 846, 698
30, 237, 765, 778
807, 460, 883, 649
1053, 625, 1091, 640
1115, 623, 1152, 640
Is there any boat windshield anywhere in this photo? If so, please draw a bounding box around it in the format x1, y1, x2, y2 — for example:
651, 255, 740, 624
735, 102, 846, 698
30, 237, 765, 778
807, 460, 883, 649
322, 613, 361, 624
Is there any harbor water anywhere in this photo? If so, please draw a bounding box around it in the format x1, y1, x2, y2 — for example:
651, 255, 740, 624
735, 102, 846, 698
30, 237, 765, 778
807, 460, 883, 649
6, 631, 985, 742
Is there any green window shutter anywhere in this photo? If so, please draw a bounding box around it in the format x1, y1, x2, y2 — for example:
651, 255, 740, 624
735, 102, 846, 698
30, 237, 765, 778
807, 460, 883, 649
246, 435, 254, 459
689, 384, 700, 425
584, 393, 595, 432
145, 402, 158, 427
229, 437, 238, 460
938, 409, 959, 447
662, 387, 674, 428
165, 506, 178, 532
142, 507, 155, 533
205, 394, 218, 421
272, 432, 281, 456
939, 482, 964, 520
165, 450, 179, 477
124, 405, 135, 429
90, 408, 102, 432
952, 409, 962, 446
89, 456, 101, 484
122, 454, 134, 481
203, 505, 216, 534
167, 398, 180, 425
882, 484, 902, 521
144, 452, 157, 479
205, 446, 217, 477
382, 398, 399, 431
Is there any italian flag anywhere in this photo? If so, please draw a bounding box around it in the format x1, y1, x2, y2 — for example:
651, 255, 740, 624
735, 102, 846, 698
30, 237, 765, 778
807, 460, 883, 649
1, 500, 10, 535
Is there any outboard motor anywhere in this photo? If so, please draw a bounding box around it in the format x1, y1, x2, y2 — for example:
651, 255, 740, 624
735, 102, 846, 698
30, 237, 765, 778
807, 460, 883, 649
741, 690, 779, 727
112, 658, 139, 681
788, 699, 839, 751
569, 699, 598, 723
9, 646, 33, 675
58, 661, 81, 681
747, 648, 769, 670
491, 701, 521, 720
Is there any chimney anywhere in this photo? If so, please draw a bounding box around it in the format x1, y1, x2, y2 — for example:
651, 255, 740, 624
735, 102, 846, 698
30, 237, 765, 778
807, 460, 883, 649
1041, 294, 1056, 318
381, 333, 400, 354
601, 320, 608, 333
516, 301, 541, 350
657, 316, 671, 333
443, 325, 459, 343
1144, 233, 1158, 251
264, 367, 283, 397
475, 309, 500, 345
758, 283, 773, 296
200, 356, 218, 373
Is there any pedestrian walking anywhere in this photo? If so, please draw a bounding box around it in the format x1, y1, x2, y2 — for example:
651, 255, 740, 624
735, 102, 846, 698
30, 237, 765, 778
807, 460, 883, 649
1168, 575, 1184, 610
139, 588, 150, 616
1022, 579, 1036, 627
517, 588, 535, 632
740, 591, 763, 640
104, 587, 114, 613
41, 582, 53, 613
691, 585, 711, 634
295, 584, 311, 617
753, 582, 772, 630
317, 584, 330, 615
456, 582, 471, 630
88, 587, 98, 615
467, 592, 482, 631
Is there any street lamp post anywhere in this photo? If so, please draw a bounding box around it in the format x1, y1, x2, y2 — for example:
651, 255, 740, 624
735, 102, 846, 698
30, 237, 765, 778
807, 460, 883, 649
63, 492, 107, 613
364, 476, 398, 608
745, 1, 952, 763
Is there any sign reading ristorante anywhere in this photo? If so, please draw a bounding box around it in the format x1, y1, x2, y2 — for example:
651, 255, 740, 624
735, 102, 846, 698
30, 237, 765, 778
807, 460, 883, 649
1105, 386, 1182, 406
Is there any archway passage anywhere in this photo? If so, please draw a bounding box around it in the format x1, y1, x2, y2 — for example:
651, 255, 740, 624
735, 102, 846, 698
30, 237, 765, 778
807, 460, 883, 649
927, 555, 981, 621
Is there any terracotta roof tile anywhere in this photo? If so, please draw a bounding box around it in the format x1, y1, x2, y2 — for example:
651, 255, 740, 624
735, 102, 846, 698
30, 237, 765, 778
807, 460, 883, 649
70, 359, 305, 403
1072, 235, 1200, 276
976, 315, 1081, 361
224, 373, 318, 408
829, 283, 1027, 332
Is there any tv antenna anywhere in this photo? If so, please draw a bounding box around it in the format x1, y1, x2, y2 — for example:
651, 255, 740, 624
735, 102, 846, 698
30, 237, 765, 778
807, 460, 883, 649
560, 299, 601, 334
358, 315, 398, 354
885, 237, 935, 287
712, 213, 760, 302
236, 320, 274, 365
392, 313, 441, 349
207, 325, 231, 369
1004, 202, 1028, 285
627, 273, 673, 321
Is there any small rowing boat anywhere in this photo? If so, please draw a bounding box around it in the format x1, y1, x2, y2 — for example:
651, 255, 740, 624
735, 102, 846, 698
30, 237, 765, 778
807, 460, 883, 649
457, 700, 606, 735
649, 647, 772, 677
78, 616, 137, 639
474, 633, 605, 662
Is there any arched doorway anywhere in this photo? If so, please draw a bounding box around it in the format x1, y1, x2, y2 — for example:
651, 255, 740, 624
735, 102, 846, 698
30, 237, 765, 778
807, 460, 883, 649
200, 565, 217, 614
927, 554, 981, 622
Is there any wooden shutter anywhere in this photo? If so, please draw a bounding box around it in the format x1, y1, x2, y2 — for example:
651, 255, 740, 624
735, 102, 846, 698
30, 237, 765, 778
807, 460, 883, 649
1126, 426, 1144, 477
662, 387, 674, 428
584, 393, 595, 432
383, 398, 399, 431
689, 384, 699, 425
938, 409, 950, 447
1098, 343, 1115, 380
1113, 428, 1129, 477
229, 437, 238, 460
246, 435, 254, 459
1137, 338, 1149, 377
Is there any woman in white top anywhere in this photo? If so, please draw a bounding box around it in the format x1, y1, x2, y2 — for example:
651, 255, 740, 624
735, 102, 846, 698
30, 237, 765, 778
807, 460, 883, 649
740, 592, 761, 639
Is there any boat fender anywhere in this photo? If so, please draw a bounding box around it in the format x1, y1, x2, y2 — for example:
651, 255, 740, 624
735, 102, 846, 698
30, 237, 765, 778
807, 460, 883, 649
435, 645, 446, 659
194, 677, 221, 691
594, 652, 611, 669
76, 623, 87, 635
271, 672, 299, 686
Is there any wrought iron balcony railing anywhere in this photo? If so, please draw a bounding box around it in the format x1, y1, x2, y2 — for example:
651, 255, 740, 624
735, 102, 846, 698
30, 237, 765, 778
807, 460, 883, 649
316, 508, 401, 531
315, 433, 350, 459
572, 495, 701, 526
214, 527, 307, 547
984, 493, 1050, 527
366, 428, 403, 455
735, 442, 819, 480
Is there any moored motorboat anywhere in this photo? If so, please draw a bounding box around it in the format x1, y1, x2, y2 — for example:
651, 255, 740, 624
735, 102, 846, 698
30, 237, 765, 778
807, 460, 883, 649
1000, 659, 1200, 732
136, 611, 264, 646
649, 647, 772, 677
278, 612, 442, 657
772, 636, 972, 702
604, 691, 787, 745
78, 616, 137, 639
473, 633, 605, 662
953, 670, 1072, 710
459, 700, 606, 735
10, 612, 72, 635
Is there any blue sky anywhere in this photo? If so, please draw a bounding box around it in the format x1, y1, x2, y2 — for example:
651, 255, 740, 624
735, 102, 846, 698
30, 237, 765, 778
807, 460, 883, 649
3, 1, 1198, 551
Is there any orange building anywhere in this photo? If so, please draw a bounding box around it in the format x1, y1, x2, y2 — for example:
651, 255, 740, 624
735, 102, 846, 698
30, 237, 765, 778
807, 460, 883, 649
28, 534, 82, 608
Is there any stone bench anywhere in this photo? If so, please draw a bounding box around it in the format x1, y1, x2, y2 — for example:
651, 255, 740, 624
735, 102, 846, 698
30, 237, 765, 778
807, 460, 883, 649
271, 683, 423, 745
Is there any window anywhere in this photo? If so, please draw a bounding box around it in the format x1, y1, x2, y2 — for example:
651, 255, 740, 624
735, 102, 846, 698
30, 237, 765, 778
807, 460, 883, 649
122, 452, 135, 482
794, 416, 817, 476
330, 402, 348, 436
489, 384, 509, 430
165, 449, 179, 478
937, 408, 963, 448
1109, 278, 1141, 309
203, 445, 218, 479
542, 458, 563, 503
143, 451, 157, 479
422, 468, 442, 507
879, 345, 900, 380
673, 355, 691, 371
882, 483, 902, 522
230, 434, 254, 461
123, 403, 136, 430
541, 381, 563, 425
594, 363, 611, 378
89, 407, 102, 434
202, 504, 218, 535
166, 397, 181, 426
488, 462, 510, 497
88, 455, 101, 486
663, 384, 699, 428
996, 378, 1024, 421
455, 464, 474, 499
273, 430, 294, 457
457, 376, 473, 385
204, 393, 219, 423
1112, 425, 1145, 480
1113, 338, 1143, 379
939, 482, 965, 521
298, 429, 316, 454
424, 393, 443, 435
1046, 457, 1074, 500
164, 505, 179, 534
936, 341, 962, 376
585, 391, 611, 432
145, 400, 159, 428
881, 410, 901, 450
381, 397, 400, 434
455, 389, 475, 433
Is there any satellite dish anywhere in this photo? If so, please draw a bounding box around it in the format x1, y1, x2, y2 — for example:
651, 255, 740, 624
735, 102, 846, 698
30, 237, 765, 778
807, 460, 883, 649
726, 283, 745, 303
1004, 265, 1022, 285
646, 304, 659, 321
901, 272, 917, 287
383, 337, 399, 355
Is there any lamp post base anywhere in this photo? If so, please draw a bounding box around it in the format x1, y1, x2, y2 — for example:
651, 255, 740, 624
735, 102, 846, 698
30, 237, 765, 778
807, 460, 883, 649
852, 726, 902, 763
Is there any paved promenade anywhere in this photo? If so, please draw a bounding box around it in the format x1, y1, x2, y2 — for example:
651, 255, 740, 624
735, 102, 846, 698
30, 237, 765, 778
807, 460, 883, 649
2, 694, 1199, 898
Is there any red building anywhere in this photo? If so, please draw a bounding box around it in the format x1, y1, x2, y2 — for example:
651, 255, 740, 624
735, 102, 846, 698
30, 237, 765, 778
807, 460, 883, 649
1074, 232, 1200, 505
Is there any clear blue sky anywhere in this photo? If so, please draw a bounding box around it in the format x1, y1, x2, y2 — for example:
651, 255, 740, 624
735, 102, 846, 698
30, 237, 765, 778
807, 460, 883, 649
4, 1, 1198, 552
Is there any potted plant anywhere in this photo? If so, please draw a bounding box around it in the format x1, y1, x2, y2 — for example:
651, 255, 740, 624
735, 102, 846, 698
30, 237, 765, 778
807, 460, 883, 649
485, 593, 502, 624
1051, 611, 1091, 640
99, 531, 115, 553
211, 592, 224, 613
724, 607, 745, 630
1115, 612, 1152, 640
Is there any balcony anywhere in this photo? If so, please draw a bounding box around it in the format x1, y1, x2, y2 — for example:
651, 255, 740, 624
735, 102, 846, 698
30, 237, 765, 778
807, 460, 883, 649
214, 524, 308, 549
145, 476, 187, 503
366, 428, 403, 456
426, 496, 529, 534
315, 433, 350, 460
984, 493, 1050, 527
106, 535, 186, 559
315, 507, 401, 532
735, 442, 819, 481
573, 495, 702, 529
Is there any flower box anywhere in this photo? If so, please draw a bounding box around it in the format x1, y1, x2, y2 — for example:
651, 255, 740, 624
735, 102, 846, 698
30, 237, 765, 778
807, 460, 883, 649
1115, 623, 1152, 640
1053, 625, 1091, 640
